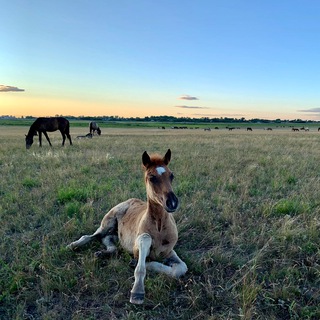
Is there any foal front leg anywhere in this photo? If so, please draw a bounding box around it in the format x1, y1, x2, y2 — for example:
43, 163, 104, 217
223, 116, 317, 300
146, 250, 187, 278
130, 233, 152, 304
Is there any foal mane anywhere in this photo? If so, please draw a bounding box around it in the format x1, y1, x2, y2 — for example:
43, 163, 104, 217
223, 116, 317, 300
149, 154, 165, 166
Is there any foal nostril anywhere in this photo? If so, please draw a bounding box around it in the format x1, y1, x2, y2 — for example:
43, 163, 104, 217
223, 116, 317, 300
166, 192, 179, 212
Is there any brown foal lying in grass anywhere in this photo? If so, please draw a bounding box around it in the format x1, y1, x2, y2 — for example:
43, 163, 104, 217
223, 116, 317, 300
67, 149, 187, 304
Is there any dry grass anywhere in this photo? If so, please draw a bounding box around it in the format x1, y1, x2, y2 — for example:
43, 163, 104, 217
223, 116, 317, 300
0, 125, 319, 319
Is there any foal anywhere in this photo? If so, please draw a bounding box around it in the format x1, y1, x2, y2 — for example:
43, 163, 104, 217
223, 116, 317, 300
67, 149, 187, 304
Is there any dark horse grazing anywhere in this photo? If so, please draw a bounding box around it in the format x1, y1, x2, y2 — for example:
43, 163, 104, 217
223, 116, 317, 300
67, 149, 187, 304
89, 121, 101, 135
25, 117, 72, 149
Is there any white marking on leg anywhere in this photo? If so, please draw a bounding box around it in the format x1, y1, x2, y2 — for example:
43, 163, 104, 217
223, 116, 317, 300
130, 233, 152, 304
66, 234, 95, 250
146, 250, 187, 278
156, 166, 166, 175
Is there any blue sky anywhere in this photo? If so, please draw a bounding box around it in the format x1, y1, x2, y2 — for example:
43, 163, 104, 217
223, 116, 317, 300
1, 0, 320, 120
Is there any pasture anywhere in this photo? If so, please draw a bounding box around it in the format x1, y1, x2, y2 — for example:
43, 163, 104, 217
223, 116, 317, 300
0, 125, 319, 319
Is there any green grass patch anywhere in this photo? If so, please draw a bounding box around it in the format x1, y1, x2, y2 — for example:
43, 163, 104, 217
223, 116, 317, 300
1, 126, 320, 319
57, 186, 95, 204
273, 198, 309, 217
22, 177, 41, 188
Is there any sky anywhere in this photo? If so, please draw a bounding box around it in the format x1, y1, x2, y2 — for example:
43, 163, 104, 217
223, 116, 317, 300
1, 0, 320, 120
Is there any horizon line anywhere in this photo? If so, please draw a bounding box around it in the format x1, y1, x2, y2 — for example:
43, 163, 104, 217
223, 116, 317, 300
0, 114, 319, 123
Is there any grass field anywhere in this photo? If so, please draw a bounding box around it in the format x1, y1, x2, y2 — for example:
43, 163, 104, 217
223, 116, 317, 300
0, 125, 319, 319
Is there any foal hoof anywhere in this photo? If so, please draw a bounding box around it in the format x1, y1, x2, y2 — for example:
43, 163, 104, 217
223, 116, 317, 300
130, 292, 144, 305
66, 243, 75, 250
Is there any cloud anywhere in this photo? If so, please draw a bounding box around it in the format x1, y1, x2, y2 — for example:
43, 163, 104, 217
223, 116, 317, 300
0, 85, 25, 92
179, 95, 198, 100
297, 107, 320, 113
175, 105, 208, 109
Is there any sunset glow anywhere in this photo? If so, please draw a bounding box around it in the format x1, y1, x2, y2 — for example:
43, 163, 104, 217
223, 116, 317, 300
1, 1, 320, 120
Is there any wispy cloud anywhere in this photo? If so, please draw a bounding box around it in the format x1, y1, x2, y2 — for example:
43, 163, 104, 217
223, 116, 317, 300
175, 105, 208, 109
0, 85, 25, 92
297, 107, 320, 113
179, 94, 198, 100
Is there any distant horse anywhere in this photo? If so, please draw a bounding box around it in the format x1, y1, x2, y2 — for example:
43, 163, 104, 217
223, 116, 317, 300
89, 122, 101, 135
25, 117, 72, 149
247, 127, 253, 131
292, 128, 299, 132
67, 149, 187, 304
204, 128, 211, 131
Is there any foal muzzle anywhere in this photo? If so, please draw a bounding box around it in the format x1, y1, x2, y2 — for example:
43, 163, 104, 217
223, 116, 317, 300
165, 192, 179, 213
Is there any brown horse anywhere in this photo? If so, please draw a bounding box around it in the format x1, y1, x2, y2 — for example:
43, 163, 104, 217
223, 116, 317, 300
89, 121, 101, 135
67, 149, 187, 304
25, 117, 72, 149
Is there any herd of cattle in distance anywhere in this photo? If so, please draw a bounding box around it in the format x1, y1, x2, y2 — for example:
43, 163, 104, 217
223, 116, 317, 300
24, 116, 320, 149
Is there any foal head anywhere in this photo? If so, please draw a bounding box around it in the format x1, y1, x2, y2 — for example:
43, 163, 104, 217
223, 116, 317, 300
142, 149, 178, 212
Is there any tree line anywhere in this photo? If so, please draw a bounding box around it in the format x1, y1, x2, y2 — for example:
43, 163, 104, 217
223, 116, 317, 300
2, 115, 318, 124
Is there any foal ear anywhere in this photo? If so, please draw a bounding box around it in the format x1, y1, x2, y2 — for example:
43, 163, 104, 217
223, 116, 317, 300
163, 149, 171, 165
142, 151, 151, 167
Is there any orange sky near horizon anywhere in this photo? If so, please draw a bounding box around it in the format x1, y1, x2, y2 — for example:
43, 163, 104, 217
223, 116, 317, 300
0, 95, 315, 121
1, 91, 317, 121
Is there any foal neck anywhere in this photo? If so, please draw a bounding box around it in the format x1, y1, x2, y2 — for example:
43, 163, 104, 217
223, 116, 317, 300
146, 200, 168, 232
146, 199, 167, 217
147, 199, 167, 215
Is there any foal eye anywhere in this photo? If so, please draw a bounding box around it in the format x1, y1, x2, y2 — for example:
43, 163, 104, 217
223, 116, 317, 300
149, 175, 158, 183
